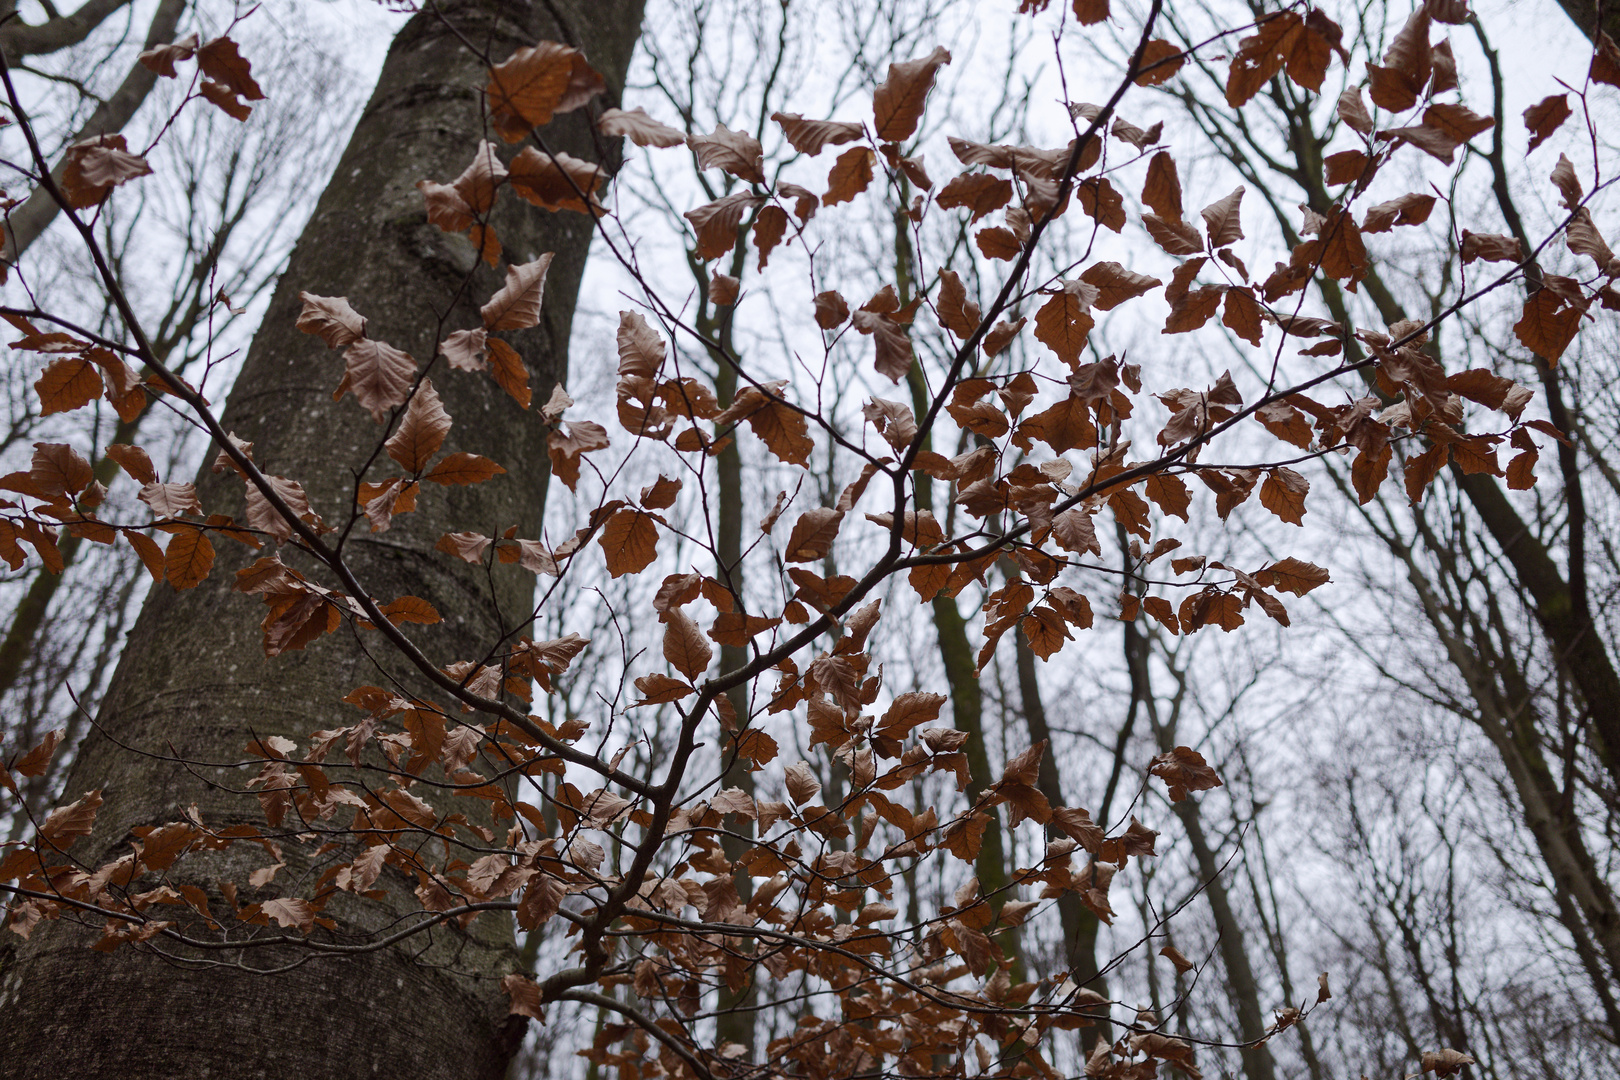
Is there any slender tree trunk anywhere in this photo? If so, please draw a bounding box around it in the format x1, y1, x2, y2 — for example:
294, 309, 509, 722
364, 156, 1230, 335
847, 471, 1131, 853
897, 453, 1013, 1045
1, 0, 186, 264
0, 2, 642, 1074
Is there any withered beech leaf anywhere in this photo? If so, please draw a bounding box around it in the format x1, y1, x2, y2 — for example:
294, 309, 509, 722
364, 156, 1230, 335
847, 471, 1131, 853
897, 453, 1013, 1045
138, 482, 202, 519
452, 142, 507, 215
597, 106, 686, 148
850, 309, 914, 381
685, 192, 765, 262
107, 443, 157, 485
772, 112, 864, 155
983, 316, 1026, 356
547, 421, 610, 492
341, 339, 417, 422
138, 32, 198, 77
1200, 186, 1245, 247
385, 379, 452, 474
164, 529, 215, 590
872, 46, 951, 141
617, 311, 666, 377
753, 204, 790, 271
1140, 151, 1182, 220
417, 180, 475, 232
1149, 746, 1223, 802
507, 147, 605, 214
481, 254, 554, 331
297, 293, 367, 349
1259, 467, 1309, 525
815, 290, 850, 330
598, 507, 659, 577
823, 146, 877, 206
196, 37, 265, 103
689, 123, 767, 184
60, 135, 152, 209
936, 173, 1013, 221
439, 328, 488, 372
663, 610, 713, 682
784, 760, 821, 806
33, 356, 101, 416
486, 43, 598, 141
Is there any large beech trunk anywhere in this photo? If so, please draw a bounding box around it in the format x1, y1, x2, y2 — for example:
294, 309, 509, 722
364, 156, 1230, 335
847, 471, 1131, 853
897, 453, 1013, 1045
0, 1, 642, 1073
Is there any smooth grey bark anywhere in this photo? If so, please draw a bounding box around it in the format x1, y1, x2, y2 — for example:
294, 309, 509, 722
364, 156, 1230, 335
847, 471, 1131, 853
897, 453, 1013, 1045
0, 1, 642, 1075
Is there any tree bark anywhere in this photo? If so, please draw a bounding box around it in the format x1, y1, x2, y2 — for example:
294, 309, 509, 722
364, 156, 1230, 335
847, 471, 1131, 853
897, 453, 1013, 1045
0, 1, 642, 1074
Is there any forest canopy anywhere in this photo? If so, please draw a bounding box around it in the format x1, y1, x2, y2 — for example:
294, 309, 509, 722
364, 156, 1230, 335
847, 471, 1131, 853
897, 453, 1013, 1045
0, 1, 1616, 1078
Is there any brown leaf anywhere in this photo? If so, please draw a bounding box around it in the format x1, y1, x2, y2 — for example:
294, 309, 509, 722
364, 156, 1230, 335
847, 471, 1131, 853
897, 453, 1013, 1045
685, 192, 764, 262
546, 421, 609, 492
1259, 466, 1309, 525
297, 293, 366, 349
814, 290, 850, 330
1145, 214, 1204, 257
502, 974, 547, 1022
598, 508, 659, 577
689, 123, 766, 184
784, 760, 821, 805
632, 674, 694, 706
983, 316, 1026, 356
1362, 192, 1435, 233
1081, 261, 1161, 311
663, 610, 713, 681
1073, 0, 1109, 24
1550, 153, 1582, 210
197, 36, 264, 103
138, 482, 201, 518
341, 339, 417, 422
754, 204, 789, 269
385, 379, 451, 473
597, 106, 685, 147
452, 142, 507, 214
1566, 207, 1615, 270
935, 269, 980, 337
1160, 945, 1195, 973
1200, 186, 1244, 247
40, 789, 102, 843
1337, 88, 1374, 135
1256, 557, 1330, 595
1514, 288, 1584, 363
507, 147, 604, 213
1140, 151, 1182, 219
417, 181, 475, 232
936, 173, 1012, 221
481, 255, 554, 331
784, 508, 846, 563
1135, 39, 1184, 86
486, 42, 596, 141
107, 443, 156, 485
850, 309, 914, 382
772, 112, 864, 155
1076, 177, 1126, 232
1033, 284, 1097, 366
437, 532, 492, 563
34, 356, 102, 416
1421, 1050, 1477, 1078
11, 728, 64, 778
1149, 746, 1223, 802
872, 46, 951, 141
60, 134, 151, 209
1460, 231, 1523, 264
164, 529, 215, 589
138, 32, 198, 77
714, 383, 813, 465
823, 146, 876, 206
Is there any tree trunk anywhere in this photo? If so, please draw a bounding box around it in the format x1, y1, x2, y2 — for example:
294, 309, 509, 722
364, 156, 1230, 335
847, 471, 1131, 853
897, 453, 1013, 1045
0, 1, 642, 1074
